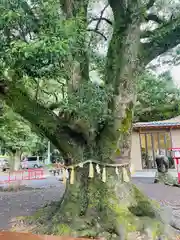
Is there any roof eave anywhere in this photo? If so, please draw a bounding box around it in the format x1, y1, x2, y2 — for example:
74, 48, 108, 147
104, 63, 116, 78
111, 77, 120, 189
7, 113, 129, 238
133, 125, 180, 130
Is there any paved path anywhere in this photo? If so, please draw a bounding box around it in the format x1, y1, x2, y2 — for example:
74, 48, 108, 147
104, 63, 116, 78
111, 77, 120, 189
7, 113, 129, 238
133, 177, 180, 206
132, 169, 177, 178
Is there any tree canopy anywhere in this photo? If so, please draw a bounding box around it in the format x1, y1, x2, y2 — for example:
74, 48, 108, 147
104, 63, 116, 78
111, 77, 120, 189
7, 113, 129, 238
0, 102, 47, 156
135, 71, 180, 122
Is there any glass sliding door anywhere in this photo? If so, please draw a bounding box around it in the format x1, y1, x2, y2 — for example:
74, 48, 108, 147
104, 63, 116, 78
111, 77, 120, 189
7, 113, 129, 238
140, 133, 155, 168
140, 131, 172, 169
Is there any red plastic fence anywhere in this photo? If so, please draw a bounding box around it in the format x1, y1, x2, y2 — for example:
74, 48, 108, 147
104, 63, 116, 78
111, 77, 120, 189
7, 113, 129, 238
0, 168, 45, 184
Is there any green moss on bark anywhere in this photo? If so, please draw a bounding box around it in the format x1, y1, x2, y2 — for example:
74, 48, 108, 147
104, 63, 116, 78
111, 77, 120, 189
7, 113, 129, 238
22, 176, 175, 239
129, 186, 156, 218
120, 102, 134, 134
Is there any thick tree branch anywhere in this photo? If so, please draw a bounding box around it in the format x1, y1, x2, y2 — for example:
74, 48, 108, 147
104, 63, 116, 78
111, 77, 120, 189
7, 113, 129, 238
98, 1, 142, 159
0, 79, 86, 156
60, 0, 90, 88
142, 17, 180, 64
145, 14, 164, 24
108, 0, 126, 20
60, 0, 74, 18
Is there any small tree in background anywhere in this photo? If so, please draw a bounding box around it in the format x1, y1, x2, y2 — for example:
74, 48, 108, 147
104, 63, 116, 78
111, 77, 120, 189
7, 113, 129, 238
0, 104, 47, 170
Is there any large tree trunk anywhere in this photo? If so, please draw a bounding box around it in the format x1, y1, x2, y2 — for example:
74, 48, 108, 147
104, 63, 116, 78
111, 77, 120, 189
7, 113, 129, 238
33, 152, 175, 239
38, 1, 176, 236
13, 150, 21, 171
9, 149, 21, 171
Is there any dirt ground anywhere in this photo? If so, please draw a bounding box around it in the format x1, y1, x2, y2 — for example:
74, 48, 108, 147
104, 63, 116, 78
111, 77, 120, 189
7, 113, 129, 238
0, 178, 180, 231
0, 184, 64, 230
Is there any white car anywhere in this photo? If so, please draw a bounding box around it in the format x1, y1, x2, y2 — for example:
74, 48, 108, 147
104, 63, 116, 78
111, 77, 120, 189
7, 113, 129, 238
20, 156, 43, 169
0, 157, 10, 171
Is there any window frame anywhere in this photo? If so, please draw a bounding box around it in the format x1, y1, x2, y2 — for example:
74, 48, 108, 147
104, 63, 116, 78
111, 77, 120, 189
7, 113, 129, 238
139, 130, 172, 169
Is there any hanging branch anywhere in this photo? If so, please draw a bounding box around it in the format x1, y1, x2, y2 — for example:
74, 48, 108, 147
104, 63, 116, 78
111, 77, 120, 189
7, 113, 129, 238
87, 29, 107, 40
88, 3, 109, 45
88, 17, 112, 26
94, 3, 110, 31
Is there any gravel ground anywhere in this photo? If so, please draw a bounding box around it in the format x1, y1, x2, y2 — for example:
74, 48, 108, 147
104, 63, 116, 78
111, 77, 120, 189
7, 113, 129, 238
0, 177, 180, 231
0, 183, 65, 230
133, 178, 180, 205
133, 178, 180, 230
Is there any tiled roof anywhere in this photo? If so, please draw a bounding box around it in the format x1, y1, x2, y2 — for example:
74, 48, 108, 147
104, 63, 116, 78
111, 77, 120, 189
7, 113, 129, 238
133, 121, 180, 128
133, 116, 180, 128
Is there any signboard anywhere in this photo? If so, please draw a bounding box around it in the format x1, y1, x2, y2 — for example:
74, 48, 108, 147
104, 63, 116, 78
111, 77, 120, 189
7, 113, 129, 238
174, 150, 180, 158
169, 148, 180, 158
169, 148, 180, 183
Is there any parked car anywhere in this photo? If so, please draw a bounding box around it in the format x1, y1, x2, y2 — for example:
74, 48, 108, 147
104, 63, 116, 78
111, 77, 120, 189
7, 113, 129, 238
20, 156, 43, 169
0, 157, 10, 172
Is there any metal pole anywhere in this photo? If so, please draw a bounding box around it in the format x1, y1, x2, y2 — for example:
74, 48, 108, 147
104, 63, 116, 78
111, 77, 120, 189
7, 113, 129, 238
47, 141, 51, 165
